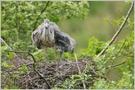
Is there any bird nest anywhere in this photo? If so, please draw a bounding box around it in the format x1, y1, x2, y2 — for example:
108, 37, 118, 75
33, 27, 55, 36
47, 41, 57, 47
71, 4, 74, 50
2, 57, 105, 89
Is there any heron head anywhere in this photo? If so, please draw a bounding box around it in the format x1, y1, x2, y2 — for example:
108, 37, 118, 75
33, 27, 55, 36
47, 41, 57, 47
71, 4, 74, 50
44, 19, 50, 29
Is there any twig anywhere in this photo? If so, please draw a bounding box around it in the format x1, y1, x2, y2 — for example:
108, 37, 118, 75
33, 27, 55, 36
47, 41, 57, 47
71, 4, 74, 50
94, 2, 134, 60
17, 1, 21, 39
109, 38, 126, 65
33, 1, 50, 31
5, 50, 51, 89
5, 50, 36, 63
115, 39, 126, 56
74, 54, 81, 74
106, 38, 126, 74
5, 62, 34, 72
1, 38, 23, 65
29, 52, 51, 89
34, 69, 51, 88
106, 62, 125, 69
6, 50, 28, 53
1, 39, 19, 58
82, 60, 88, 73
74, 54, 86, 89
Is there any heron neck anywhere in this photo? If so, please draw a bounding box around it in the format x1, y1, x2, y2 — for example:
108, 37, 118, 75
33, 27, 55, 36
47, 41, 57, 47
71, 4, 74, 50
41, 27, 46, 39
45, 28, 50, 36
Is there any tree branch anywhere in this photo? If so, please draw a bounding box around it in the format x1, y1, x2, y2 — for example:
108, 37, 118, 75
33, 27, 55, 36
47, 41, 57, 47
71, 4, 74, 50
94, 2, 134, 60
17, 1, 21, 39
33, 1, 50, 31
74, 54, 86, 89
108, 38, 126, 68
106, 62, 125, 69
1, 38, 23, 65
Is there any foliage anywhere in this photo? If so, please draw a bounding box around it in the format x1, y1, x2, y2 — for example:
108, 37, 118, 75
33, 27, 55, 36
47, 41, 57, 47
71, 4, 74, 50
92, 71, 134, 89
52, 30, 134, 89
59, 14, 134, 88
1, 1, 89, 89
104, 16, 134, 29
80, 37, 105, 59
1, 1, 89, 47
1, 0, 89, 61
59, 32, 134, 89
54, 73, 93, 89
1, 1, 134, 89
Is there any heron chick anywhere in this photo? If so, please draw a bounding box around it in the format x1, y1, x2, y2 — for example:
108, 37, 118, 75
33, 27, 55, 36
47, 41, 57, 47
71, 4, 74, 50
31, 19, 76, 61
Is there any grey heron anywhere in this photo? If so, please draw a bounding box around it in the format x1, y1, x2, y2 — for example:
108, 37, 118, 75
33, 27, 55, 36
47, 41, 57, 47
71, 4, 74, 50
31, 19, 76, 60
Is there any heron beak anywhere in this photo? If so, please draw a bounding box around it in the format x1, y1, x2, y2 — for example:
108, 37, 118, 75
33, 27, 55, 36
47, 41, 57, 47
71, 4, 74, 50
44, 23, 49, 29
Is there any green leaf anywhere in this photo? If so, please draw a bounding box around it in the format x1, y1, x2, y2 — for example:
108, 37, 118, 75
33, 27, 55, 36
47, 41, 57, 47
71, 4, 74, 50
2, 62, 9, 68
7, 52, 14, 60
2, 46, 7, 52
13, 74, 19, 78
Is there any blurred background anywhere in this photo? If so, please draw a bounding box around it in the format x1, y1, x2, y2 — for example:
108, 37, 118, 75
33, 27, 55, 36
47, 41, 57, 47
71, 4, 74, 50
59, 1, 133, 54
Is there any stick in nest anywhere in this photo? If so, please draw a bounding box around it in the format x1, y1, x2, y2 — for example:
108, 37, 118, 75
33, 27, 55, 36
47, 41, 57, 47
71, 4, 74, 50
74, 53, 86, 89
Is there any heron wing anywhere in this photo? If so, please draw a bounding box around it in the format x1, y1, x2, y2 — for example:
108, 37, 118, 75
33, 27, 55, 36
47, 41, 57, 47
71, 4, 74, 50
50, 22, 61, 31
31, 24, 44, 49
54, 31, 76, 52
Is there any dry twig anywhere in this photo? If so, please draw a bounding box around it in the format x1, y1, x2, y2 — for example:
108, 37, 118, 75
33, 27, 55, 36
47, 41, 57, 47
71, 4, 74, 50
74, 54, 86, 89
5, 50, 51, 89
33, 1, 50, 31
106, 62, 125, 69
1, 38, 23, 65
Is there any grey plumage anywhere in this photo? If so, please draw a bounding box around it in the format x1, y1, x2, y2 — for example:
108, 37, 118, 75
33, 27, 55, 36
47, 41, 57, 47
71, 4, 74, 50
31, 19, 57, 49
31, 19, 76, 60
55, 31, 76, 51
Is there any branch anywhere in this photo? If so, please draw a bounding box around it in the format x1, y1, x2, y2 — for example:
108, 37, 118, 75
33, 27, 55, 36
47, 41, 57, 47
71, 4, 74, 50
106, 62, 125, 69
74, 54, 81, 74
1, 39, 12, 51
6, 63, 34, 72
114, 39, 126, 56
94, 2, 134, 60
5, 50, 36, 62
5, 50, 51, 89
33, 1, 50, 31
1, 38, 23, 65
74, 54, 86, 89
103, 38, 126, 62
109, 38, 126, 67
17, 1, 21, 39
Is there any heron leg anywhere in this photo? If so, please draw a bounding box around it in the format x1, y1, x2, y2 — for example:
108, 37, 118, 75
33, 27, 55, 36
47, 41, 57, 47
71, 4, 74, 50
60, 51, 68, 62
59, 51, 63, 61
44, 48, 48, 60
53, 45, 56, 60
